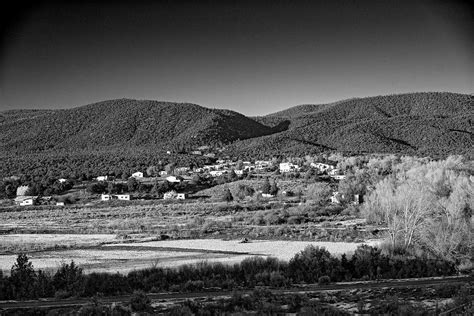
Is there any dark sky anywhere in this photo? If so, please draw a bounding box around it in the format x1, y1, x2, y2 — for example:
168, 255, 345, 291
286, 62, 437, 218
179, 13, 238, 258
1, 0, 472, 115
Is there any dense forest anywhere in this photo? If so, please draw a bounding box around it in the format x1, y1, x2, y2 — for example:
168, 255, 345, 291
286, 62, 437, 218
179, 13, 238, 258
0, 92, 472, 179
237, 92, 473, 159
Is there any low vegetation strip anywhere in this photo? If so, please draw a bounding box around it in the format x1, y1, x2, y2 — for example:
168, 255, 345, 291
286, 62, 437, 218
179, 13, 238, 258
0, 244, 458, 301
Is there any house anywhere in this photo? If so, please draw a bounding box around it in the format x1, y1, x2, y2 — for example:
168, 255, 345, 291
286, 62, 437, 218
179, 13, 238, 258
20, 198, 36, 206
331, 175, 346, 181
311, 162, 336, 174
159, 171, 168, 176
204, 153, 216, 158
56, 202, 65, 206
166, 150, 171, 155
101, 194, 131, 201
191, 150, 202, 155
163, 190, 177, 200
16, 185, 29, 196
176, 193, 187, 200
328, 168, 341, 176
262, 193, 274, 198
209, 170, 225, 177
58, 178, 67, 183
131, 172, 144, 179
279, 162, 300, 173
235, 169, 244, 176
101, 194, 112, 201
15, 196, 38, 206
116, 194, 131, 201
97, 176, 108, 181
175, 167, 190, 174
166, 176, 182, 183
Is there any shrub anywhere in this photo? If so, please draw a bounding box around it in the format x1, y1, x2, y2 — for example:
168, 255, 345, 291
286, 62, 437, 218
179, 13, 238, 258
129, 290, 151, 312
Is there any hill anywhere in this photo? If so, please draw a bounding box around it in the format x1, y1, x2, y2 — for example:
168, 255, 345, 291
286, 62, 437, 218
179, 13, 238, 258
0, 99, 274, 153
233, 92, 473, 158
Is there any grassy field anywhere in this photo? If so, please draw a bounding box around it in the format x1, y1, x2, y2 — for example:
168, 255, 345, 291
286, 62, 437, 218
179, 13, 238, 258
0, 236, 381, 275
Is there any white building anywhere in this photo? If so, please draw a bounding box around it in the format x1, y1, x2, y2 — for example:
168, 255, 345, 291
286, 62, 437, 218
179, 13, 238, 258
176, 193, 187, 200
131, 172, 144, 179
101, 194, 112, 201
331, 175, 346, 181
163, 190, 177, 200
279, 162, 300, 173
166, 176, 182, 183
15, 196, 37, 206
58, 178, 67, 183
116, 194, 131, 201
159, 171, 168, 176
311, 162, 336, 173
56, 202, 65, 206
97, 176, 108, 181
209, 170, 225, 177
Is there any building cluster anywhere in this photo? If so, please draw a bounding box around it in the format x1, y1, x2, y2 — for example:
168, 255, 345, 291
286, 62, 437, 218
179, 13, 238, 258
12, 154, 352, 206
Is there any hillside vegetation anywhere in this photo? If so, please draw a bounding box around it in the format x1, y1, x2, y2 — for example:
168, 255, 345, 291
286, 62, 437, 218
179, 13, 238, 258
0, 93, 472, 177
0, 99, 273, 153
240, 92, 473, 158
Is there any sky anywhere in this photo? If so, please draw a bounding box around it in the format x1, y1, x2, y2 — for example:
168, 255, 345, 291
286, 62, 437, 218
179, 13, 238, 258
1, 0, 472, 116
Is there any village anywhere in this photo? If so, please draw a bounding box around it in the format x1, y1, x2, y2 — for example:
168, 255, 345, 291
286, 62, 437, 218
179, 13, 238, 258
9, 153, 354, 208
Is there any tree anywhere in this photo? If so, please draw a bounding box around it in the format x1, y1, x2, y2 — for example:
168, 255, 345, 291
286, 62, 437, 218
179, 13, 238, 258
146, 166, 158, 177
307, 183, 332, 205
127, 177, 139, 192
363, 177, 434, 253
10, 254, 36, 299
222, 188, 234, 202
236, 184, 255, 200
261, 178, 271, 194
53, 261, 84, 297
269, 181, 279, 196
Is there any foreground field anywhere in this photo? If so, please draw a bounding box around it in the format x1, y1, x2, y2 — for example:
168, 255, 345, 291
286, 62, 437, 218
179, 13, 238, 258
0, 235, 380, 275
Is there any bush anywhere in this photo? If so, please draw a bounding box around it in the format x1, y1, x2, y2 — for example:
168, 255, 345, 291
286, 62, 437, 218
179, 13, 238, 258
129, 290, 151, 312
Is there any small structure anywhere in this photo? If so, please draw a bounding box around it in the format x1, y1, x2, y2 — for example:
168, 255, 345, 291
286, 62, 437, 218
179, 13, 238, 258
234, 169, 244, 176
56, 202, 65, 206
101, 194, 112, 201
97, 176, 108, 181
163, 190, 178, 200
331, 175, 346, 181
131, 172, 144, 179
16, 185, 29, 196
166, 176, 182, 183
209, 170, 225, 177
191, 150, 202, 155
176, 193, 187, 200
58, 178, 67, 183
279, 162, 300, 173
14, 196, 38, 206
262, 193, 274, 198
311, 162, 336, 174
159, 171, 168, 176
116, 194, 131, 201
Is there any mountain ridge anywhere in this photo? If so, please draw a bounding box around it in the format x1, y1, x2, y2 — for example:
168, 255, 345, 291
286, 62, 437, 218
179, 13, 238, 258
1, 92, 472, 158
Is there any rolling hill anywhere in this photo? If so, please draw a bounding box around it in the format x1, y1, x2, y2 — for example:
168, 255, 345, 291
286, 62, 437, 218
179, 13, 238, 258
236, 92, 473, 158
0, 99, 274, 153
1, 92, 472, 160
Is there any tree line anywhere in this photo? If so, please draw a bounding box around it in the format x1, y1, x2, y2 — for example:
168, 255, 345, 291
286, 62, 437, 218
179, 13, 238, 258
0, 245, 457, 301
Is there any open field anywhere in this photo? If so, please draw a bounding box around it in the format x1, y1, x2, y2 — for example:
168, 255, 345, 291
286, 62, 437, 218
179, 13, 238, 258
0, 236, 381, 275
